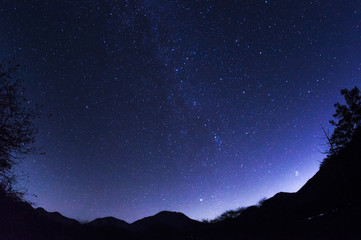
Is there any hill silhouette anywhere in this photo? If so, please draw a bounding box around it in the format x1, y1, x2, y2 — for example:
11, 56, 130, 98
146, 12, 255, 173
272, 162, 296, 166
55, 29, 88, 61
87, 216, 129, 229
2, 87, 361, 239
203, 128, 361, 240
1, 132, 361, 239
131, 211, 202, 231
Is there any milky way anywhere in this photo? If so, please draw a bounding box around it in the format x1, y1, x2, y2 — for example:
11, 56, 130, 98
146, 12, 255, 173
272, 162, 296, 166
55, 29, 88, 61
1, 1, 360, 222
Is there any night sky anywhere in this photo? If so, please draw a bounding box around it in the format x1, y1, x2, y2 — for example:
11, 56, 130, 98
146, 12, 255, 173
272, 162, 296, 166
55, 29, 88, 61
1, 1, 360, 223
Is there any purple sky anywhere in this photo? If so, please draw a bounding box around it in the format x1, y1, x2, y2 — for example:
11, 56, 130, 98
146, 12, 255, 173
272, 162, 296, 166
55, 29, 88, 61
1, 0, 360, 222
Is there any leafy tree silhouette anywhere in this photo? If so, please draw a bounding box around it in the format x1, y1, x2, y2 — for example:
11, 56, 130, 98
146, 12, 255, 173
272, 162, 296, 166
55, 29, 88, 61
0, 64, 38, 200
210, 207, 247, 223
328, 86, 361, 155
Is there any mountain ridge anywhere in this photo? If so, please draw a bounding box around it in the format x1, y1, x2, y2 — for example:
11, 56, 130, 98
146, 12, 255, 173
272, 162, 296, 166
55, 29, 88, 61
1, 133, 361, 239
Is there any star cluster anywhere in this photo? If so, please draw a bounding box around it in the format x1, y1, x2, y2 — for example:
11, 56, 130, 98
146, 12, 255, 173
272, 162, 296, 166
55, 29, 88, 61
1, 1, 360, 222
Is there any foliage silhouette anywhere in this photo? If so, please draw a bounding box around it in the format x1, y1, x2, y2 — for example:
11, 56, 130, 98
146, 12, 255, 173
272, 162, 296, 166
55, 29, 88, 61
0, 63, 38, 200
257, 197, 268, 207
210, 207, 247, 223
1, 85, 361, 240
321, 86, 361, 167
329, 86, 361, 153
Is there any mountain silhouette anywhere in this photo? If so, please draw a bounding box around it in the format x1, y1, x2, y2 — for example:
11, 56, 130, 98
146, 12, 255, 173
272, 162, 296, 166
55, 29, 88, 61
208, 130, 361, 239
35, 207, 80, 226
87, 216, 129, 229
0, 195, 82, 240
84, 211, 204, 240
1, 132, 361, 239
131, 211, 201, 232
131, 211, 205, 239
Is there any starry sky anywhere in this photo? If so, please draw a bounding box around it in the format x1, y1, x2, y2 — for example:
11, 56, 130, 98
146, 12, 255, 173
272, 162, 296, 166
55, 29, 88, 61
1, 0, 360, 223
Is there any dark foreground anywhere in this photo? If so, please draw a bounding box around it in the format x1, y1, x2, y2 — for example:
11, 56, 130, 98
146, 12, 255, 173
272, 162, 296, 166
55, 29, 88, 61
1, 134, 361, 240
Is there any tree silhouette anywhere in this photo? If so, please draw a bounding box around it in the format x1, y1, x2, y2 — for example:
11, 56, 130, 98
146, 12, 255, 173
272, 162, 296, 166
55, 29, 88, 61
210, 207, 247, 223
328, 86, 361, 154
0, 64, 38, 200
